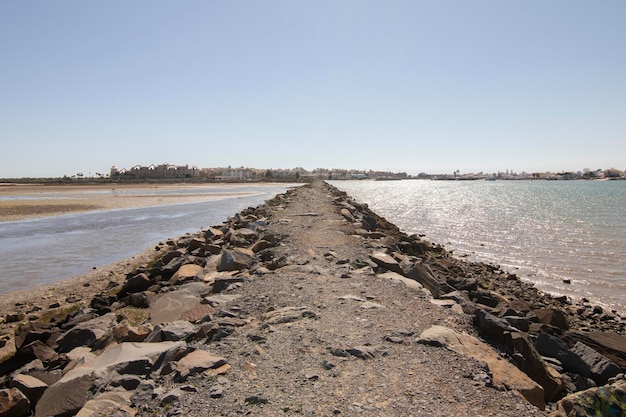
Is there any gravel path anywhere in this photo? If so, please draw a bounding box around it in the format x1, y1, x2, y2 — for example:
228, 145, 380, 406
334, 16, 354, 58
163, 181, 546, 416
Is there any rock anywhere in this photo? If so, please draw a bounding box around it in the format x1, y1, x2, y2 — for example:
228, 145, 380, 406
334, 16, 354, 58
563, 331, 626, 370
360, 301, 385, 310
369, 252, 402, 274
160, 249, 186, 265
228, 228, 258, 246
503, 316, 531, 332
376, 271, 423, 291
474, 308, 515, 339
340, 208, 355, 222
417, 325, 545, 409
361, 215, 378, 231
0, 388, 30, 417
10, 374, 47, 407
217, 248, 254, 272
338, 295, 366, 302
473, 289, 507, 308
169, 263, 203, 285
34, 374, 94, 417
210, 276, 245, 293
251, 239, 273, 253
429, 299, 458, 308
552, 381, 626, 417
400, 261, 453, 298
75, 391, 133, 417
16, 340, 57, 366
532, 308, 569, 331
571, 342, 621, 385
262, 307, 318, 324
56, 312, 118, 353
149, 283, 211, 324
126, 291, 155, 308
118, 273, 152, 297
202, 294, 242, 306
159, 387, 183, 406
160, 320, 197, 341
346, 346, 377, 360
244, 395, 268, 405
175, 349, 227, 380
204, 227, 224, 241
535, 332, 591, 377
109, 374, 142, 390
13, 322, 53, 351
35, 341, 185, 416
440, 290, 476, 314
508, 332, 566, 401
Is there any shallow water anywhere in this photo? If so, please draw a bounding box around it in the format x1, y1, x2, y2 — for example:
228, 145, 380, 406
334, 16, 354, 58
0, 184, 296, 294
331, 180, 626, 313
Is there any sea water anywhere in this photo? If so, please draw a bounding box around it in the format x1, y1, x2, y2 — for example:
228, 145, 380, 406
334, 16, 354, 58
0, 184, 296, 294
331, 179, 626, 314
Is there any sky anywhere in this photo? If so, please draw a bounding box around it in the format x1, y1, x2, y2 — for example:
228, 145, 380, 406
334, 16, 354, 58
1, 1, 625, 178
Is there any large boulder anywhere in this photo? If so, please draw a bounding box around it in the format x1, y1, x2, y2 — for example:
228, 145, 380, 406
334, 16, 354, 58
168, 263, 203, 285
149, 282, 212, 325
175, 349, 227, 381
417, 325, 545, 409
35, 341, 185, 417
474, 308, 515, 339
571, 342, 621, 385
118, 273, 152, 297
217, 249, 254, 272
376, 271, 423, 291
552, 381, 626, 417
34, 374, 94, 417
563, 331, 626, 370
10, 374, 47, 407
535, 332, 590, 377
369, 252, 402, 274
509, 332, 566, 402
75, 391, 133, 417
400, 261, 454, 298
56, 313, 118, 353
532, 308, 569, 331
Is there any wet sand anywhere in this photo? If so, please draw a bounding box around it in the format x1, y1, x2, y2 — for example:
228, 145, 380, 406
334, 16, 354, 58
0, 183, 268, 222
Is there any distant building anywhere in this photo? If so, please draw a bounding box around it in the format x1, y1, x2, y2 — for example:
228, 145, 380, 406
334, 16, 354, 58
110, 163, 199, 180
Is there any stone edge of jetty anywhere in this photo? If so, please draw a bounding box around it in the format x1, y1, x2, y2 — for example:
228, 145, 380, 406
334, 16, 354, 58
0, 180, 624, 417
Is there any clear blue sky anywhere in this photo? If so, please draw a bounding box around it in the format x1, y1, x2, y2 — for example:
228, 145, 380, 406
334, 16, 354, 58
1, 1, 624, 178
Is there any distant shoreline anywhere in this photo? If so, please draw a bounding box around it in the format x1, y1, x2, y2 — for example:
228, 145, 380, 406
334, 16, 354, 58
0, 183, 285, 222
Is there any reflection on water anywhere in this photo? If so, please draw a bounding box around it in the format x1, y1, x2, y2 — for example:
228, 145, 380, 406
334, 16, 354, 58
332, 180, 626, 313
0, 185, 296, 294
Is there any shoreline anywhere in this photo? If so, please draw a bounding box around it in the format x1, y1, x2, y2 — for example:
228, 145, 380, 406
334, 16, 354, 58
0, 182, 285, 222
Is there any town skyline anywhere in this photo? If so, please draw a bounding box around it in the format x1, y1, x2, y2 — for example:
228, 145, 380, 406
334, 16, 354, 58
2, 162, 624, 182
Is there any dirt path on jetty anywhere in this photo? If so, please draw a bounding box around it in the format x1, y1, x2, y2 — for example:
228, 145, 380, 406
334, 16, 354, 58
2, 181, 624, 416
179, 180, 544, 416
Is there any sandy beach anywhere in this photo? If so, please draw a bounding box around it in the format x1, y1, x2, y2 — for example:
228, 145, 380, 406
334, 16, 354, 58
0, 183, 272, 222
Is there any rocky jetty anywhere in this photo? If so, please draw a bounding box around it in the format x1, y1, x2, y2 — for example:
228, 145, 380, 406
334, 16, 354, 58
0, 180, 624, 416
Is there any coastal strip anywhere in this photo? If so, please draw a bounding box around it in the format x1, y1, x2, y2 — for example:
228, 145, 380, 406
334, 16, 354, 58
0, 183, 274, 222
0, 180, 624, 416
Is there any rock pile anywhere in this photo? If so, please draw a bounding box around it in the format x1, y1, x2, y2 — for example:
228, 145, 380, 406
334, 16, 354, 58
0, 180, 624, 416
333, 184, 626, 414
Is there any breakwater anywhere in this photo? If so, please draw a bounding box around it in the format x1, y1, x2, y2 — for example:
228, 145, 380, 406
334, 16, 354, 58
331, 179, 626, 314
0, 181, 624, 416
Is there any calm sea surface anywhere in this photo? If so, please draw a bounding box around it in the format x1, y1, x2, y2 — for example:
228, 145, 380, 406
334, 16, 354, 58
0, 184, 296, 294
331, 180, 626, 314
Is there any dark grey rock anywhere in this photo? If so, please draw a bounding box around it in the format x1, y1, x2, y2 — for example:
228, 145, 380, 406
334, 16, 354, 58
535, 332, 591, 377
571, 342, 621, 385
474, 309, 514, 339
